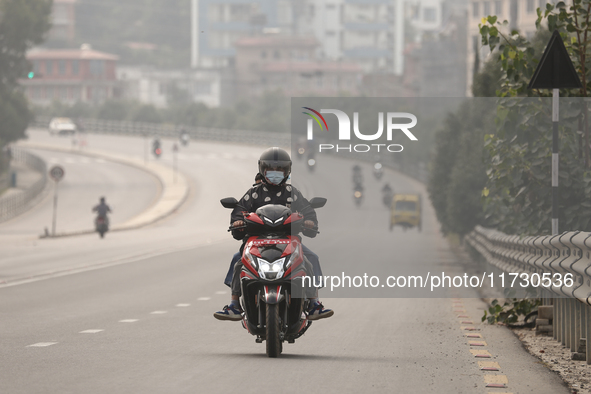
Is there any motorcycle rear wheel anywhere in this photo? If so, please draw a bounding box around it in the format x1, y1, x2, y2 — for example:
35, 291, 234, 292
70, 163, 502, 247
265, 303, 282, 357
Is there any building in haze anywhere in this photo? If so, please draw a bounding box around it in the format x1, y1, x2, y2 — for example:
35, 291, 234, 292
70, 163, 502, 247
49, 0, 78, 44
22, 45, 118, 105
231, 34, 361, 100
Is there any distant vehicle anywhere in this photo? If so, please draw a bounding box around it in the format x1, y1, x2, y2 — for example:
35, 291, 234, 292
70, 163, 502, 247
373, 162, 383, 180
353, 185, 364, 208
49, 117, 77, 136
390, 194, 421, 232
152, 138, 162, 158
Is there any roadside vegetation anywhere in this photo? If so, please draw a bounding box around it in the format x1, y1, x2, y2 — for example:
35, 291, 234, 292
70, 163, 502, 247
429, 0, 591, 236
0, 0, 52, 176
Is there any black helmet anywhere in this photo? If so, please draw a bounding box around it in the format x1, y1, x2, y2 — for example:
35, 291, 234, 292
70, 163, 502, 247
258, 147, 291, 185
100, 196, 105, 203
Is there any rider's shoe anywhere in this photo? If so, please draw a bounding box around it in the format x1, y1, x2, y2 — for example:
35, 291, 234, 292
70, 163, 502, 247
213, 304, 244, 321
307, 301, 334, 321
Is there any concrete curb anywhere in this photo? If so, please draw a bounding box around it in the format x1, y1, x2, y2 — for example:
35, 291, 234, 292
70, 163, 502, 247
16, 141, 190, 238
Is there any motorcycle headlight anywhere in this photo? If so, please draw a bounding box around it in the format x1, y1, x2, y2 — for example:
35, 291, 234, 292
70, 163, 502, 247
258, 257, 285, 280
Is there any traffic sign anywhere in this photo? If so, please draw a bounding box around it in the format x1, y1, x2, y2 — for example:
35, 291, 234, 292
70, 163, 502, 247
49, 165, 65, 182
528, 30, 582, 90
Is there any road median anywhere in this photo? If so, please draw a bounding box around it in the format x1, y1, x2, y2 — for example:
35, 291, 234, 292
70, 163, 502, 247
16, 141, 189, 237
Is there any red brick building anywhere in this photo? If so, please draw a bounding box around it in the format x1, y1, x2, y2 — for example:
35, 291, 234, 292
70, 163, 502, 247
233, 35, 361, 99
22, 46, 119, 105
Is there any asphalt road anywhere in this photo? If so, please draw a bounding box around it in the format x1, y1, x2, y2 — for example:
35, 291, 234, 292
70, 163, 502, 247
0, 131, 570, 393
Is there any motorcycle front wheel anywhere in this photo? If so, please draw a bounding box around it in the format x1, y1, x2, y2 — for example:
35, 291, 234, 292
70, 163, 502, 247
265, 303, 282, 358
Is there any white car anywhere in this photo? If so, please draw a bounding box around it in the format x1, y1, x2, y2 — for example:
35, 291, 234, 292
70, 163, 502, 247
49, 117, 77, 136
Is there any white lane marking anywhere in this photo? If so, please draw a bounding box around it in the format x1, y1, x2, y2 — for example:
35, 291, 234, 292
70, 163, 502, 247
27, 342, 57, 347
215, 291, 227, 295
119, 319, 138, 323
150, 311, 168, 314
176, 303, 191, 307
79, 329, 104, 334
197, 297, 211, 301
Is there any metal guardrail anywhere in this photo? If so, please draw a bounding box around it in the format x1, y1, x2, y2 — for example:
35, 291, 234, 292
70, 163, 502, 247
33, 116, 292, 147
0, 148, 48, 223
33, 116, 429, 182
466, 225, 591, 364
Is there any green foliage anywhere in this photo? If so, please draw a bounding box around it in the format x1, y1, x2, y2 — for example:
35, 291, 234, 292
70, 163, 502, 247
0, 0, 52, 167
482, 297, 541, 325
428, 100, 494, 236
475, 2, 591, 234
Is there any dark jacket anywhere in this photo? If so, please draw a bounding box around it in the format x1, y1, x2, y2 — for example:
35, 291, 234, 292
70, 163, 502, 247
93, 203, 111, 217
230, 181, 318, 240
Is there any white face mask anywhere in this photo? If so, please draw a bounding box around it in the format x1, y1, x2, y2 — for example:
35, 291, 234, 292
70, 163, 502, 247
265, 170, 285, 185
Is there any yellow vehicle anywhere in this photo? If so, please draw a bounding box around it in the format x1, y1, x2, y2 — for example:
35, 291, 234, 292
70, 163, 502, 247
390, 194, 421, 232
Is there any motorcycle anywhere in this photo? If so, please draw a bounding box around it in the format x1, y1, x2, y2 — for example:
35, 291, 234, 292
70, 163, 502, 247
95, 215, 109, 238
353, 188, 363, 207
373, 163, 383, 180
180, 133, 190, 146
152, 139, 162, 158
307, 155, 316, 172
220, 196, 327, 357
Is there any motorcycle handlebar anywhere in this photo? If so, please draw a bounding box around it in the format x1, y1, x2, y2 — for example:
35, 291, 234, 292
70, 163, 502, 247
227, 224, 320, 234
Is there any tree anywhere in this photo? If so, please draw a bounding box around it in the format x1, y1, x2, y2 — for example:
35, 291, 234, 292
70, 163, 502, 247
0, 0, 52, 172
477, 3, 591, 234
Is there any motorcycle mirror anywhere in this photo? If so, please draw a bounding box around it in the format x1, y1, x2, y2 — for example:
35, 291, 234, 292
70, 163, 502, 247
220, 197, 238, 209
309, 197, 327, 209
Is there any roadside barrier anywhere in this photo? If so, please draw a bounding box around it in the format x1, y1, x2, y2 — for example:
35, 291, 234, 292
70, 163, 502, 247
0, 147, 48, 223
32, 116, 429, 182
466, 226, 591, 364
33, 116, 291, 147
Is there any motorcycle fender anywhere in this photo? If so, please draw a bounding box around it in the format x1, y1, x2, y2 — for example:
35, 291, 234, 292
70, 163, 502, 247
261, 285, 284, 304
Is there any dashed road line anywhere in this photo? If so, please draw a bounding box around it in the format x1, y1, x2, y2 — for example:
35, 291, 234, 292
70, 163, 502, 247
478, 361, 501, 371
79, 329, 104, 334
119, 319, 138, 323
176, 303, 191, 307
197, 297, 211, 301
452, 300, 510, 392
27, 342, 57, 347
470, 349, 492, 358
484, 374, 508, 388
215, 291, 227, 295
150, 311, 168, 314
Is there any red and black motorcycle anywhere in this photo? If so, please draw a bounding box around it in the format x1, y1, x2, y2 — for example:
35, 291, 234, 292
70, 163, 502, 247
220, 196, 326, 357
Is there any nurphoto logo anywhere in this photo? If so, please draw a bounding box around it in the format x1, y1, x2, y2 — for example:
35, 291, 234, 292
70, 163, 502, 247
302, 107, 418, 153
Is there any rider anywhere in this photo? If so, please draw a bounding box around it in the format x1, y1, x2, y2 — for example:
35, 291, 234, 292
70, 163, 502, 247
223, 173, 264, 288
214, 147, 333, 321
92, 197, 111, 224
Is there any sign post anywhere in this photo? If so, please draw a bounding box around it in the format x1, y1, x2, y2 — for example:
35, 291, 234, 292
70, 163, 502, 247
528, 30, 583, 235
172, 143, 178, 183
49, 165, 65, 236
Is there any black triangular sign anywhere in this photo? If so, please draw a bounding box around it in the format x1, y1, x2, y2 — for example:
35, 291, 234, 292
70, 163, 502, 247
528, 30, 582, 89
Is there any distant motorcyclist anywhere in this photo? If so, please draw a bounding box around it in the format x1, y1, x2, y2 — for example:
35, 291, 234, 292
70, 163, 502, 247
179, 128, 190, 146
382, 183, 394, 207
92, 197, 111, 219
352, 164, 363, 186
214, 147, 333, 321
92, 197, 111, 237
